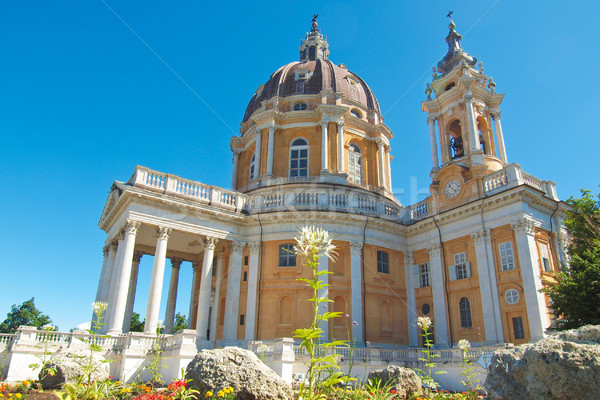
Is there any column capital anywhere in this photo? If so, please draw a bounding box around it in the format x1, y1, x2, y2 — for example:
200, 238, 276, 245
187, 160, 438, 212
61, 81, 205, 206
404, 251, 414, 266
170, 257, 184, 268
350, 241, 363, 255
156, 226, 172, 240
216, 247, 225, 257
336, 120, 345, 128
320, 120, 329, 128
232, 149, 241, 157
248, 241, 261, 255
427, 115, 436, 125
471, 229, 490, 245
427, 243, 442, 257
229, 240, 245, 254
464, 93, 474, 102
204, 237, 218, 250
191, 261, 200, 271
133, 251, 144, 263
102, 245, 110, 256
123, 220, 141, 235
490, 110, 501, 120
511, 218, 536, 236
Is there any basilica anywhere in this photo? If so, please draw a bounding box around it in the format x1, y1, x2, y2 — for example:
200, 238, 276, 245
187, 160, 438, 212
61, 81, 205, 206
95, 18, 568, 350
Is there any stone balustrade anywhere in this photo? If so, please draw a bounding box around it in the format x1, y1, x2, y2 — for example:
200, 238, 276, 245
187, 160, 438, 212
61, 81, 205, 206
483, 163, 558, 200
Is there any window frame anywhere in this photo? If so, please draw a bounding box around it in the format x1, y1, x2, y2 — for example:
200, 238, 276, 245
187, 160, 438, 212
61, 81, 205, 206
419, 262, 430, 288
499, 241, 515, 271
512, 316, 525, 340
459, 297, 472, 328
539, 242, 552, 272
249, 153, 257, 181
377, 250, 390, 274
289, 138, 309, 178
278, 244, 297, 267
293, 102, 308, 111
348, 143, 363, 185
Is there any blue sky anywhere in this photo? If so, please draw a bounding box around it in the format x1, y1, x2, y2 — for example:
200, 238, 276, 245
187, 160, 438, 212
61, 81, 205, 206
1, 1, 598, 331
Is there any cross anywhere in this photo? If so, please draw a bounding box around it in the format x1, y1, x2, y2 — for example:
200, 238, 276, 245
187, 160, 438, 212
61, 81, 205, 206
447, 11, 453, 19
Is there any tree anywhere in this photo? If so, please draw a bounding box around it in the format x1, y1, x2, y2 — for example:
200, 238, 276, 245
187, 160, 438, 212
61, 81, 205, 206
129, 312, 145, 332
0, 298, 54, 333
543, 189, 600, 330
172, 313, 188, 333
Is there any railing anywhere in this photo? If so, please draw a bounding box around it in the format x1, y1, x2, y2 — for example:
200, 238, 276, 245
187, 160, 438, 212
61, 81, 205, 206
482, 163, 558, 200
408, 198, 429, 222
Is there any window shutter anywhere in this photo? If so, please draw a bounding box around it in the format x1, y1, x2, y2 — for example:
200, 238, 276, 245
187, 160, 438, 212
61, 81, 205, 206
412, 265, 420, 288
449, 265, 457, 281
465, 262, 471, 278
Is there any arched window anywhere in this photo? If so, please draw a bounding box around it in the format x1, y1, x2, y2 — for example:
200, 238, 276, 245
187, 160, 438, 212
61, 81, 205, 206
249, 153, 257, 180
459, 297, 472, 328
289, 138, 309, 178
448, 119, 464, 159
348, 143, 362, 184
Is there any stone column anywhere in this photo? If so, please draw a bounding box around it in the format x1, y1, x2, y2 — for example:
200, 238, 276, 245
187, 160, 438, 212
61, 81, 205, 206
266, 126, 275, 176
254, 129, 262, 178
209, 249, 225, 341
428, 117, 440, 169
404, 251, 418, 347
512, 218, 549, 341
188, 261, 200, 329
145, 226, 172, 333
104, 239, 124, 333
231, 150, 240, 191
321, 121, 329, 172
123, 251, 143, 333
350, 242, 363, 344
93, 245, 110, 322
164, 257, 183, 334
223, 241, 244, 343
337, 121, 345, 172
107, 220, 141, 335
472, 230, 503, 344
245, 242, 261, 341
464, 93, 480, 152
385, 147, 392, 190
100, 243, 118, 304
491, 111, 507, 163
428, 243, 449, 347
196, 237, 217, 345
377, 139, 386, 187
437, 118, 448, 164
318, 254, 329, 341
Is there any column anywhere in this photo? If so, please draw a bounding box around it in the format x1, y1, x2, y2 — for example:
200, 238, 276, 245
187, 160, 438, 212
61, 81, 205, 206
123, 251, 143, 333
93, 245, 110, 322
377, 139, 386, 187
512, 218, 549, 341
254, 128, 262, 178
491, 111, 508, 163
209, 249, 225, 341
337, 122, 345, 172
318, 254, 329, 341
231, 150, 240, 191
107, 220, 141, 335
196, 237, 217, 344
100, 243, 118, 304
320, 121, 329, 172
104, 239, 124, 333
266, 125, 275, 176
464, 93, 480, 152
223, 241, 244, 343
245, 242, 261, 341
350, 242, 363, 344
188, 261, 200, 329
404, 251, 418, 347
428, 243, 449, 347
437, 118, 448, 164
145, 226, 172, 333
428, 117, 440, 169
472, 230, 502, 344
385, 147, 392, 190
164, 257, 183, 334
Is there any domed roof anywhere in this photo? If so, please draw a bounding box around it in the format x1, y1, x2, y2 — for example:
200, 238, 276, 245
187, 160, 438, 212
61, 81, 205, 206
243, 21, 380, 123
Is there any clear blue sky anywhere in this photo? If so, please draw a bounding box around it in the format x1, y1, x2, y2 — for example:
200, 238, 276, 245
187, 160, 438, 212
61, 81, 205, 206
1, 1, 598, 331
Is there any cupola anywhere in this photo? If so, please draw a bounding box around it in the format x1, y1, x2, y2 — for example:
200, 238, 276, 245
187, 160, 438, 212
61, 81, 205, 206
299, 15, 329, 62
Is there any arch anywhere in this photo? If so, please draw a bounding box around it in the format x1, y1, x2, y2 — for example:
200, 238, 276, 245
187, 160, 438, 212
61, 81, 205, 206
477, 116, 492, 155
249, 153, 257, 180
333, 296, 346, 327
348, 142, 363, 184
459, 297, 472, 328
279, 296, 293, 325
444, 82, 456, 91
289, 137, 309, 177
350, 108, 362, 118
380, 301, 392, 332
448, 119, 464, 159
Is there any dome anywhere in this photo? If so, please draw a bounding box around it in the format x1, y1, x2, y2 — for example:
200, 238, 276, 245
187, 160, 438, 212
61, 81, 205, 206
243, 55, 380, 122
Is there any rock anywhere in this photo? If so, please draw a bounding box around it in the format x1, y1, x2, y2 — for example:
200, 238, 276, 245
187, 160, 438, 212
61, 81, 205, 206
185, 346, 292, 400
367, 365, 422, 398
485, 325, 600, 400
40, 351, 110, 389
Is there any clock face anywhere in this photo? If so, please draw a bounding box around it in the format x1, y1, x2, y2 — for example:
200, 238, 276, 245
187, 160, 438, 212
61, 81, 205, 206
445, 179, 461, 198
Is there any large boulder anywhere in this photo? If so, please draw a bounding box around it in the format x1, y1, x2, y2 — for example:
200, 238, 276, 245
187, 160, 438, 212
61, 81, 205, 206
485, 325, 600, 400
40, 351, 110, 389
185, 346, 292, 400
367, 365, 422, 398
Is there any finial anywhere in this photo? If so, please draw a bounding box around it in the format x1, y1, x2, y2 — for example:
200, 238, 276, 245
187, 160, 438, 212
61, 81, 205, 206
311, 14, 319, 32
488, 77, 496, 93
425, 83, 432, 100
447, 10, 455, 30
478, 62, 484, 73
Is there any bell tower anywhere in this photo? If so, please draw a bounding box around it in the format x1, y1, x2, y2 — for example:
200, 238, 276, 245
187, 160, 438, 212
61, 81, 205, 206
422, 17, 509, 205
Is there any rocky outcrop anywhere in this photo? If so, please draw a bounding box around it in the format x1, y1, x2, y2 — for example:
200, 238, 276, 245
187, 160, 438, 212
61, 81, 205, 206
367, 365, 422, 398
40, 351, 110, 389
485, 325, 600, 400
185, 346, 292, 400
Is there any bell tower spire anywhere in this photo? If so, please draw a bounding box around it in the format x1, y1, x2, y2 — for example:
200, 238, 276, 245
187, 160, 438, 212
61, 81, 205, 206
299, 14, 329, 62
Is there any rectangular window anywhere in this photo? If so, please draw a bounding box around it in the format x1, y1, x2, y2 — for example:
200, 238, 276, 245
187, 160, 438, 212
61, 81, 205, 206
243, 271, 248, 282
240, 314, 245, 326
499, 241, 515, 271
244, 255, 249, 266
279, 244, 296, 267
455, 252, 468, 280
377, 251, 390, 274
419, 263, 430, 287
539, 244, 551, 272
512, 317, 525, 340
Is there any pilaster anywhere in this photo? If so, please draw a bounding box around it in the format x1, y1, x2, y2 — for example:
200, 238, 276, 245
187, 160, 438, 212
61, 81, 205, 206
222, 241, 244, 344
245, 241, 261, 341
428, 242, 449, 347
350, 241, 363, 344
